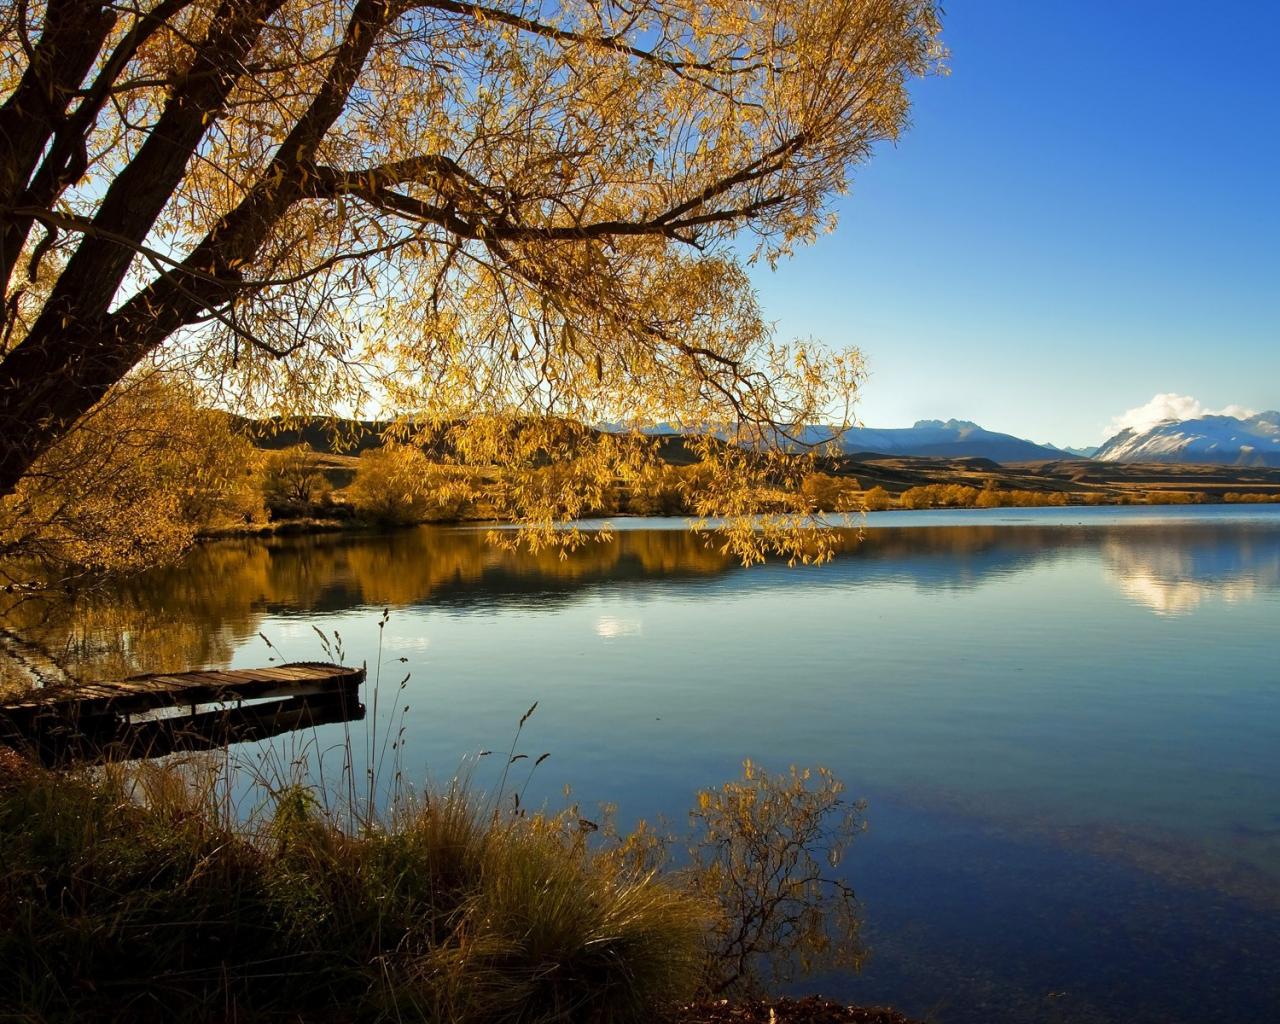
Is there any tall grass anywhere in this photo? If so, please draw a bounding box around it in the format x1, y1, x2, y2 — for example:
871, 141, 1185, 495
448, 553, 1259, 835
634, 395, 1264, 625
0, 618, 864, 1022
0, 756, 707, 1023
0, 616, 708, 1024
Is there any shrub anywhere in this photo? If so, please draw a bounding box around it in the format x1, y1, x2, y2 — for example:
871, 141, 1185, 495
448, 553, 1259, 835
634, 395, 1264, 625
899, 483, 980, 509
625, 464, 693, 516
860, 485, 894, 511
1016, 489, 1066, 507
1224, 492, 1280, 504
969, 483, 1068, 508
800, 472, 861, 513
0, 375, 264, 572
684, 761, 866, 995
974, 481, 1003, 508
897, 485, 931, 510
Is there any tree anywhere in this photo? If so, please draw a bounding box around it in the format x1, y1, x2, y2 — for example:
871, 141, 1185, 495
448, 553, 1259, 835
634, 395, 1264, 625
860, 484, 892, 511
800, 471, 859, 513
974, 478, 1002, 508
348, 443, 475, 523
260, 444, 331, 514
0, 373, 262, 574
0, 0, 943, 525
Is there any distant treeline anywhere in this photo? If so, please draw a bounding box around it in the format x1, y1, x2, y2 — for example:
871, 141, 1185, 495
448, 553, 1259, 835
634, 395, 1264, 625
199, 415, 1280, 525
1223, 492, 1280, 503
254, 450, 1280, 530
9, 386, 1277, 577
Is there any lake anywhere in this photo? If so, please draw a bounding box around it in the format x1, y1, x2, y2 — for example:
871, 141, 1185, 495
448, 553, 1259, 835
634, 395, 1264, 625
4, 504, 1278, 1023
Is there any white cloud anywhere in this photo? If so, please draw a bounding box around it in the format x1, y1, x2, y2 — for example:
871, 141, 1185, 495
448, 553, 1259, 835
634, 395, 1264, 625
1105, 393, 1256, 438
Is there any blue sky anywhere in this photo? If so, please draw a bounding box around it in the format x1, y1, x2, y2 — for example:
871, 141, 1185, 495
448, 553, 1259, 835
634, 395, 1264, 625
750, 2, 1279, 445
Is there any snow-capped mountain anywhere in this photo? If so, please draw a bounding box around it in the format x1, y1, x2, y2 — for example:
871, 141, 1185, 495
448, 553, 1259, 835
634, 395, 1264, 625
793, 419, 1068, 463
1095, 412, 1280, 466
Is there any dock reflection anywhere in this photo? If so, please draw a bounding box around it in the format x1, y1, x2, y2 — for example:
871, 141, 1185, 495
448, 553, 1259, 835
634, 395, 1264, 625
3, 691, 364, 768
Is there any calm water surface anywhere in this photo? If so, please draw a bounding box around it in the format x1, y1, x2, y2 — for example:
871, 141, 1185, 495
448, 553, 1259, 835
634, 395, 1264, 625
6, 505, 1279, 1023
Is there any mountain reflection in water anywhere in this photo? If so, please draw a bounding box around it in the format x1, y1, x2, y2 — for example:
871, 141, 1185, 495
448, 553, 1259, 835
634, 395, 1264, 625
1101, 527, 1280, 615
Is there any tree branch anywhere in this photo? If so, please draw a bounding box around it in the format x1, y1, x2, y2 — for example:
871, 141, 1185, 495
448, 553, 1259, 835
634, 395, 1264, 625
1, 0, 198, 292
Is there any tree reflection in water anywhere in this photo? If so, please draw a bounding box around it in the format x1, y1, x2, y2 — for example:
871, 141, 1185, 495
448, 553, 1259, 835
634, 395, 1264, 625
3, 516, 1278, 692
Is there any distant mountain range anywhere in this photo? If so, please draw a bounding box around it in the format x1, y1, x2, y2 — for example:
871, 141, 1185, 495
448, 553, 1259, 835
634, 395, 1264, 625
790, 420, 1069, 463
1094, 412, 1280, 466
800, 412, 1280, 467
239, 410, 1280, 468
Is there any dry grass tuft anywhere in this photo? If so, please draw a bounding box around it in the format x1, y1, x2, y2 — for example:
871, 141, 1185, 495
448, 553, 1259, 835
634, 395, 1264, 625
0, 764, 707, 1024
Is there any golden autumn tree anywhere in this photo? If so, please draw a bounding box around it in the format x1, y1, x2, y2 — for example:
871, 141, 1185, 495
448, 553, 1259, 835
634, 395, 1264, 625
1, 0, 943, 559
259, 444, 331, 513
0, 373, 262, 574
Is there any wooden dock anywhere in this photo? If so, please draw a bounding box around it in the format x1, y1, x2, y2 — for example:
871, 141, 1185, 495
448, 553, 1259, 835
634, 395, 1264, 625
0, 663, 365, 765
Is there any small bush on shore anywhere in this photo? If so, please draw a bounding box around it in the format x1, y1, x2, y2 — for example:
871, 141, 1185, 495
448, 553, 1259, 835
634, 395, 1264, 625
897, 483, 971, 509
972, 481, 1068, 508
800, 473, 862, 513
0, 376, 264, 572
685, 762, 865, 995
260, 444, 333, 517
898, 483, 977, 509
898, 482, 1070, 510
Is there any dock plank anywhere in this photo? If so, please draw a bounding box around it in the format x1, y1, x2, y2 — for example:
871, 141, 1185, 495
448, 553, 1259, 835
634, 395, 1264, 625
0, 663, 365, 723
